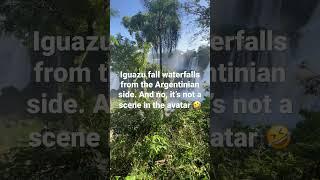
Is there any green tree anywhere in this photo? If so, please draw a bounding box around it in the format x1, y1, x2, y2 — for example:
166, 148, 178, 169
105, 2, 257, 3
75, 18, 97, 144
183, 0, 210, 39
0, 0, 110, 178
122, 0, 181, 80
111, 35, 150, 74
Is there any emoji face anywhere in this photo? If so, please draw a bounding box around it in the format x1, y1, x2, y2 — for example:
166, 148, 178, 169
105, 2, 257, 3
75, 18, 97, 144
266, 125, 291, 149
192, 101, 201, 110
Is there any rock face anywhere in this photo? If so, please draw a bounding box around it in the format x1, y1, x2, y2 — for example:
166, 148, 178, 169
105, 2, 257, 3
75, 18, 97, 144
211, 0, 320, 131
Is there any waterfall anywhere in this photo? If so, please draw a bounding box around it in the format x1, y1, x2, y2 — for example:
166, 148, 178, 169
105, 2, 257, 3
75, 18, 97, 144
295, 3, 320, 110
252, 0, 282, 29
216, 0, 282, 29
180, 56, 209, 101
0, 34, 31, 95
213, 0, 320, 130
110, 72, 120, 90
187, 57, 198, 71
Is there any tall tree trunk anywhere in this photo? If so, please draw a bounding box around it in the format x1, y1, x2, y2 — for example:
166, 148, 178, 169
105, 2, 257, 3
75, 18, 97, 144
159, 35, 165, 117
159, 36, 163, 78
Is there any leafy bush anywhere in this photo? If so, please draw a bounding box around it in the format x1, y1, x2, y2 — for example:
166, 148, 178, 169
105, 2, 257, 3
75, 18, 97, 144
111, 97, 211, 179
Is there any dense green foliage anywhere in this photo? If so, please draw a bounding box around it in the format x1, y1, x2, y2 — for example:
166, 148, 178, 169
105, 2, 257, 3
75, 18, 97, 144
123, 0, 181, 54
111, 35, 151, 74
111, 98, 320, 179
111, 97, 211, 179
1, 0, 319, 179
0, 0, 110, 179
123, 0, 181, 81
210, 111, 320, 180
